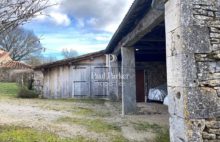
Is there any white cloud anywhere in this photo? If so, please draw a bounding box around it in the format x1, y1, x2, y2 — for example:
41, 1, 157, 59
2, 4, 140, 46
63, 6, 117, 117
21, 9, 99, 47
95, 36, 111, 41
40, 32, 109, 55
25, 0, 135, 58
33, 0, 134, 32
59, 43, 107, 54
49, 12, 71, 26
34, 14, 47, 21
61, 0, 134, 33
33, 0, 71, 27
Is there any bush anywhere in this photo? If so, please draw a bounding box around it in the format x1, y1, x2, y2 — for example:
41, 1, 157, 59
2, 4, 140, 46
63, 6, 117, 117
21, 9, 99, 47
17, 87, 39, 98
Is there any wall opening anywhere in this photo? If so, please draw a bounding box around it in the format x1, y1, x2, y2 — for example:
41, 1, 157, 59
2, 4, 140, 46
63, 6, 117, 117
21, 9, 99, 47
134, 21, 167, 104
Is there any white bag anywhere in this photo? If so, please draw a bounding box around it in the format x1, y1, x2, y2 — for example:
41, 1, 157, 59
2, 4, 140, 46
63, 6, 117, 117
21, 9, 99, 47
163, 95, 169, 106
148, 84, 167, 102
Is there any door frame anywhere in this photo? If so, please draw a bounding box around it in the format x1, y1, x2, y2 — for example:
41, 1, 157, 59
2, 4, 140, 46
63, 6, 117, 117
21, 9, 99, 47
136, 69, 146, 102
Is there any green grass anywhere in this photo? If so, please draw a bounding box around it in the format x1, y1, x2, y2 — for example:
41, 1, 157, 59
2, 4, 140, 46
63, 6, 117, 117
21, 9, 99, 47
55, 98, 106, 104
73, 107, 94, 115
58, 117, 128, 142
154, 129, 170, 142
0, 82, 19, 97
72, 107, 111, 117
133, 121, 170, 142
58, 117, 120, 133
111, 135, 129, 142
132, 121, 162, 133
0, 125, 96, 142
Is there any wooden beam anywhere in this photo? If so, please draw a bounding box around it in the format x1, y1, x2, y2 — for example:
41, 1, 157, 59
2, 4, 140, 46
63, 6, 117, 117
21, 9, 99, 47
139, 38, 165, 42
111, 3, 165, 56
136, 51, 165, 55
123, 7, 164, 47
136, 49, 166, 52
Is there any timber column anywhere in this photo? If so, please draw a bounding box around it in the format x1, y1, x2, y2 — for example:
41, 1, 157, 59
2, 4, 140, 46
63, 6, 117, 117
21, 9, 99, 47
121, 46, 136, 115
166, 0, 220, 141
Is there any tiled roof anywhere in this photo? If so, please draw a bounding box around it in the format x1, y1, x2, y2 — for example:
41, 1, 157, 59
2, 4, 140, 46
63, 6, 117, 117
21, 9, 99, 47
0, 52, 7, 58
0, 50, 12, 64
1, 61, 32, 69
0, 50, 32, 69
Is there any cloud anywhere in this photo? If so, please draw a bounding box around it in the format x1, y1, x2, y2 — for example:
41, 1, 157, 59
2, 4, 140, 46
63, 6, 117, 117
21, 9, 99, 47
24, 0, 134, 59
60, 0, 134, 33
33, 1, 71, 27
49, 12, 71, 26
38, 31, 110, 58
95, 36, 111, 41
33, 0, 134, 32
58, 43, 107, 54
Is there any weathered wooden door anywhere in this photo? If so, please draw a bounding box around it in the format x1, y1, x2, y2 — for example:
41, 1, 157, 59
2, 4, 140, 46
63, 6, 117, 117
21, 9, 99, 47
72, 66, 90, 97
91, 66, 108, 97
136, 70, 145, 102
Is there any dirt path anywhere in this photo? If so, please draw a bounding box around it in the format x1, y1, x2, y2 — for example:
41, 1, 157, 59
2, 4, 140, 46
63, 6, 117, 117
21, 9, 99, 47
0, 98, 169, 142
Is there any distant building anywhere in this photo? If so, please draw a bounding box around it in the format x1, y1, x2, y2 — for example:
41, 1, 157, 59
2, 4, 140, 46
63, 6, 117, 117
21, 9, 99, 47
0, 50, 12, 65
0, 50, 32, 82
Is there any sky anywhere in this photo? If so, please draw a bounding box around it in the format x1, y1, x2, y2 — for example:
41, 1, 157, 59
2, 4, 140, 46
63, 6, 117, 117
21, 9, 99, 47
23, 0, 134, 60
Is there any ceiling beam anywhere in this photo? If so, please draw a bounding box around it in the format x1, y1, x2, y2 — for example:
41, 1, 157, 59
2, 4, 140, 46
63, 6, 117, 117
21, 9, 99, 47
139, 38, 165, 42
136, 47, 166, 51
122, 4, 165, 47
110, 2, 165, 56
136, 51, 165, 54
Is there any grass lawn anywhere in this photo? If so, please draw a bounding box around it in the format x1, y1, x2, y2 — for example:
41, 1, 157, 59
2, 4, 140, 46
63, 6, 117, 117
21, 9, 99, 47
0, 82, 19, 97
0, 126, 94, 142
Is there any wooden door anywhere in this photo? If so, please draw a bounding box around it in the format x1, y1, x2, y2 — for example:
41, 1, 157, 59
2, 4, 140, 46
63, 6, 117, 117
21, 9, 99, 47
72, 66, 90, 97
91, 66, 108, 97
136, 70, 145, 102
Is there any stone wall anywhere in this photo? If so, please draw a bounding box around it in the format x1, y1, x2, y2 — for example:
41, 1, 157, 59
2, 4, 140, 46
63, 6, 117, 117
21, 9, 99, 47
33, 71, 44, 95
189, 1, 220, 142
136, 62, 167, 98
0, 68, 10, 82
165, 0, 220, 141
0, 68, 33, 83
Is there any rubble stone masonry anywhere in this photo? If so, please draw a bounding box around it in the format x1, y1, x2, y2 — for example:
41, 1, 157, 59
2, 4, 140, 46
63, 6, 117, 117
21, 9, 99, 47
166, 0, 220, 141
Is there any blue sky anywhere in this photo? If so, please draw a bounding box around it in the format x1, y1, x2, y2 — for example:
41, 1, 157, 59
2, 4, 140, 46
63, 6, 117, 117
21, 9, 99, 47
23, 0, 134, 60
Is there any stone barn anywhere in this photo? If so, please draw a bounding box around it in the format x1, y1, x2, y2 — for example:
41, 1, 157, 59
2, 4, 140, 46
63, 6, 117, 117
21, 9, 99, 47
34, 0, 220, 141
105, 0, 220, 141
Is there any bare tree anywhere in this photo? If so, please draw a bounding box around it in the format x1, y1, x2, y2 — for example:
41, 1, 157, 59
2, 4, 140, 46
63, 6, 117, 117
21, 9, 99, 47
62, 48, 78, 59
25, 54, 59, 66
0, 27, 43, 61
25, 54, 44, 66
0, 0, 51, 33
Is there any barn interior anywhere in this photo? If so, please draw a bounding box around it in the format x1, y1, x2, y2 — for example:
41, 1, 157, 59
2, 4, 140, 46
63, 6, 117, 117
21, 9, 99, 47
105, 0, 167, 115
116, 22, 167, 103
134, 21, 167, 103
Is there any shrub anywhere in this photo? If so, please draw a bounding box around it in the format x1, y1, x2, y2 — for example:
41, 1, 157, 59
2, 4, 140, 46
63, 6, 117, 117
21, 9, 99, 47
17, 87, 39, 98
